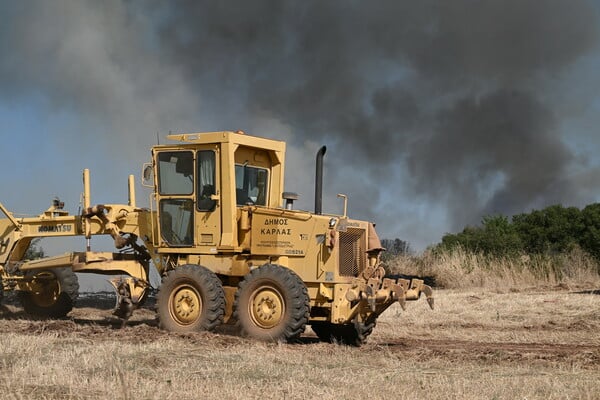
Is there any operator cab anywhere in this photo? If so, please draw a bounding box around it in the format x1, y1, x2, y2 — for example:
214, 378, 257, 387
150, 131, 285, 251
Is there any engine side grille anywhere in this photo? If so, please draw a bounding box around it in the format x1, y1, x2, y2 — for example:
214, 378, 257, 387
338, 228, 366, 277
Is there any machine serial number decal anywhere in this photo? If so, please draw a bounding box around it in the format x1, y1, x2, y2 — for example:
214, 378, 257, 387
285, 249, 304, 255
38, 225, 72, 233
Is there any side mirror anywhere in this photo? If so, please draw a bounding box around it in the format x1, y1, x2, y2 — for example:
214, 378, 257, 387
142, 163, 154, 188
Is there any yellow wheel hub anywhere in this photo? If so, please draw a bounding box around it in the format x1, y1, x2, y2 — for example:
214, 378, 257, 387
31, 272, 60, 307
170, 285, 202, 325
249, 287, 285, 329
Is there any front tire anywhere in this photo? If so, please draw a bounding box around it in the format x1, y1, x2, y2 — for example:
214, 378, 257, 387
19, 268, 79, 318
157, 265, 225, 333
234, 264, 309, 342
311, 318, 377, 347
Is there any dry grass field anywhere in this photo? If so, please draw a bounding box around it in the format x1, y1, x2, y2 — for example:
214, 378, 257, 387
0, 286, 598, 400
1, 250, 599, 400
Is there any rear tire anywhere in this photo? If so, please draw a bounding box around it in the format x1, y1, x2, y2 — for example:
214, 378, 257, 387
157, 265, 225, 333
234, 264, 309, 342
19, 268, 79, 318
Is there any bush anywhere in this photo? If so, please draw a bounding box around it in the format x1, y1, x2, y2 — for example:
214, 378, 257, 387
439, 203, 600, 260
440, 215, 522, 256
512, 205, 583, 254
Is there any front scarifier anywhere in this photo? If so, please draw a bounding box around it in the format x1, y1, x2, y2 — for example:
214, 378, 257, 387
347, 264, 435, 316
311, 235, 435, 346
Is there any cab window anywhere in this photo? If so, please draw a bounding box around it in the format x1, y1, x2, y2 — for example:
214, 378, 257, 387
235, 164, 269, 206
157, 151, 194, 195
197, 150, 217, 211
159, 199, 194, 246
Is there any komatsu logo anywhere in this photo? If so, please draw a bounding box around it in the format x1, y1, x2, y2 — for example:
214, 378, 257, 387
38, 224, 72, 233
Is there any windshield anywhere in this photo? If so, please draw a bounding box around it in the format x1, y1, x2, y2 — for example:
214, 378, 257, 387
235, 164, 269, 206
157, 151, 194, 195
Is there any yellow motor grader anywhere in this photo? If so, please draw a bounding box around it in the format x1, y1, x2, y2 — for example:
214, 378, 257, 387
0, 131, 432, 345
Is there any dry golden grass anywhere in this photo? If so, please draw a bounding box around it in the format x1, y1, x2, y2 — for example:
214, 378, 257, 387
386, 247, 600, 290
1, 249, 599, 399
1, 286, 599, 400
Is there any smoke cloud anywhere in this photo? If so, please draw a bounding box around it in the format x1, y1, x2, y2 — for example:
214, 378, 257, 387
1, 1, 600, 249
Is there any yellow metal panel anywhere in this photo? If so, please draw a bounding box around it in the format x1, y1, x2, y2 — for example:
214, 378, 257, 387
19, 253, 76, 270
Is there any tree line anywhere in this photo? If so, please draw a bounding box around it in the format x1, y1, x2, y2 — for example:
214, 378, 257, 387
380, 238, 411, 261
438, 203, 600, 258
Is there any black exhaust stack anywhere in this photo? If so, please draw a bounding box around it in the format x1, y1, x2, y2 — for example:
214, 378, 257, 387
315, 146, 327, 215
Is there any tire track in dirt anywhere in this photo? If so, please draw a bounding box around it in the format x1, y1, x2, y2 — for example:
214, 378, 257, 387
376, 338, 600, 366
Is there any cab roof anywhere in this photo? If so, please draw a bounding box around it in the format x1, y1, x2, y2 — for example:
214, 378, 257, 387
164, 131, 286, 153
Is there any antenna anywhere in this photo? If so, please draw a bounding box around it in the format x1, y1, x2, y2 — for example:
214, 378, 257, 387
156, 132, 160, 145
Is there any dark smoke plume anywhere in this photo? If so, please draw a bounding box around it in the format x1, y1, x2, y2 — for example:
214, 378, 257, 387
1, 1, 599, 248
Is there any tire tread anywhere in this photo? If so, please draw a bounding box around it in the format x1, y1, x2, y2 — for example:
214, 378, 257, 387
156, 264, 225, 332
234, 264, 309, 342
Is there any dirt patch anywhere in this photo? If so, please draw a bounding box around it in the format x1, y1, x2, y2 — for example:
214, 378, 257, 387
376, 338, 600, 366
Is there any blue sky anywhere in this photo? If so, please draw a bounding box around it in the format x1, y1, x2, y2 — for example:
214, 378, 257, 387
2, 0, 600, 268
